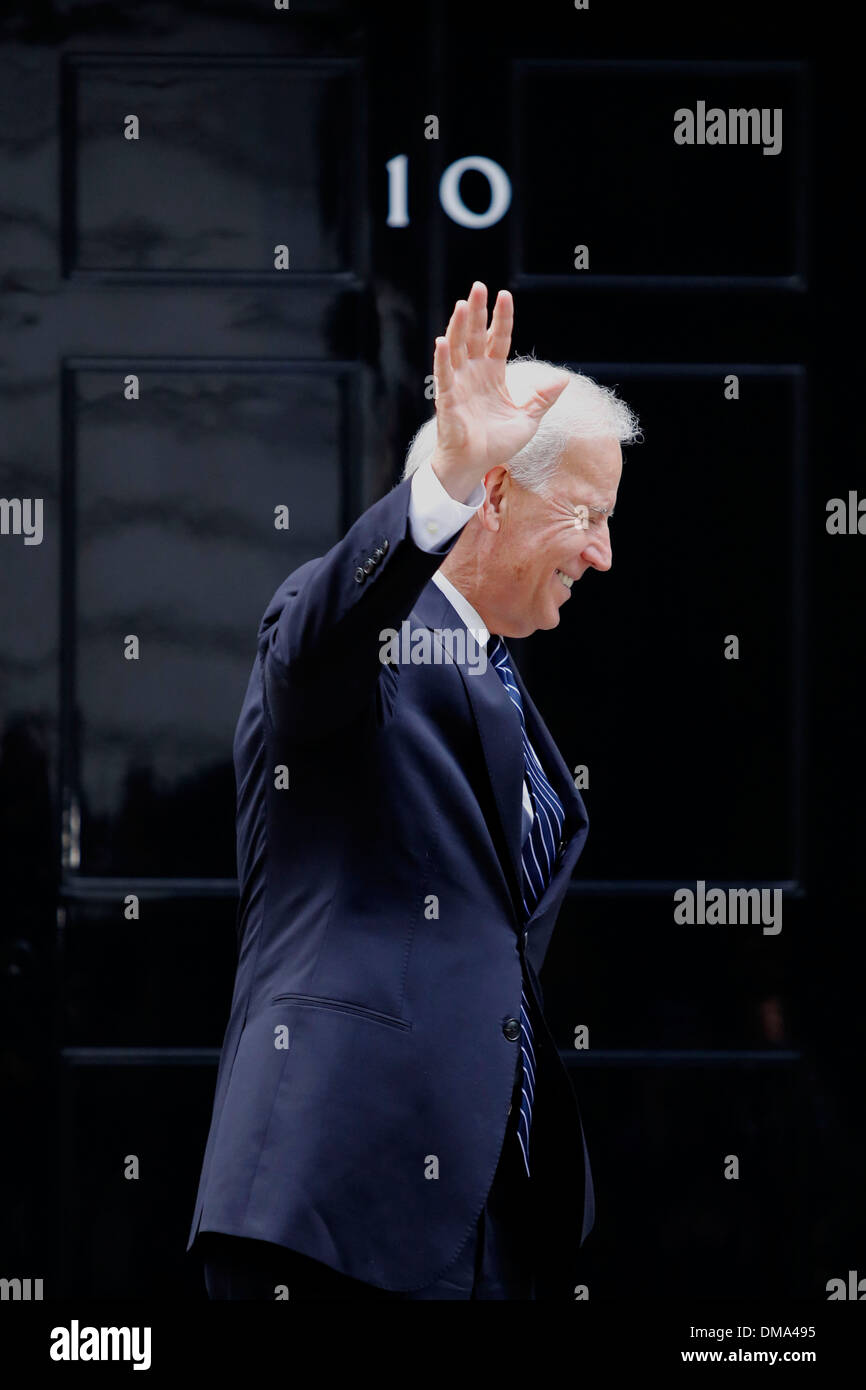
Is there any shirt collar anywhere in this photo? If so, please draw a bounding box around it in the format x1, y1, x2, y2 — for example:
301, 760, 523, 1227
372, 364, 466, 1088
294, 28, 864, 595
431, 570, 491, 648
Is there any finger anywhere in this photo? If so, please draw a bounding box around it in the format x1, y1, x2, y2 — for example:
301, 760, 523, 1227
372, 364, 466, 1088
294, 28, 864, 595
486, 290, 513, 361
521, 371, 570, 421
446, 299, 468, 368
465, 281, 488, 358
433, 336, 453, 396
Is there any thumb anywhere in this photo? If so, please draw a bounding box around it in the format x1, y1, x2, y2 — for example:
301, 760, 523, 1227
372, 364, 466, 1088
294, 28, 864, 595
521, 370, 570, 423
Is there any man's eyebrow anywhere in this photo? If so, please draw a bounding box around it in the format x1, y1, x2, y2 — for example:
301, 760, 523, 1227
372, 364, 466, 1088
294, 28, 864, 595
587, 503, 614, 515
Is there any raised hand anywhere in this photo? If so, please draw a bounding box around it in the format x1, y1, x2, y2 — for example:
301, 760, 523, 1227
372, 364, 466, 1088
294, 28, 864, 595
430, 282, 570, 502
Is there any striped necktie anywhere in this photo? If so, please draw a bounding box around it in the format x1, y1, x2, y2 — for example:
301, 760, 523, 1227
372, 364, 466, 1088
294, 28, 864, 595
488, 636, 566, 1178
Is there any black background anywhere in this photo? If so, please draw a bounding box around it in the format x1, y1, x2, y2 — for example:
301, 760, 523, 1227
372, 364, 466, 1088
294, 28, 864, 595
0, 0, 863, 1302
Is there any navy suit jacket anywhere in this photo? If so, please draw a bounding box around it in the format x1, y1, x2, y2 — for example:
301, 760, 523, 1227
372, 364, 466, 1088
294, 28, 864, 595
187, 475, 594, 1293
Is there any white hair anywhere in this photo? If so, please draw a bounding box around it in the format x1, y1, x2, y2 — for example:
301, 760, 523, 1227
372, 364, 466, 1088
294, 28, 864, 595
402, 355, 641, 495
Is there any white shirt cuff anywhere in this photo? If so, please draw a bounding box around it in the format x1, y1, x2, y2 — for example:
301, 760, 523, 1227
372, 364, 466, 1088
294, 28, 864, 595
408, 458, 485, 552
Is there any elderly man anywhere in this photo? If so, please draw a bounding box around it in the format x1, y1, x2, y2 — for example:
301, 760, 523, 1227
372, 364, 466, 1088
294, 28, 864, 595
187, 282, 639, 1300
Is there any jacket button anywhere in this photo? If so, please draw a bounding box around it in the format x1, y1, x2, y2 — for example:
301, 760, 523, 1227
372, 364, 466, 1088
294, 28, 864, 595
363, 558, 376, 575
558, 837, 567, 854
372, 546, 384, 562
354, 567, 366, 584
502, 1017, 521, 1041
380, 538, 389, 554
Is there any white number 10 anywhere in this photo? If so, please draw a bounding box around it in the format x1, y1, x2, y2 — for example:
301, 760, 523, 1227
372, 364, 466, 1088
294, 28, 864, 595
386, 154, 512, 229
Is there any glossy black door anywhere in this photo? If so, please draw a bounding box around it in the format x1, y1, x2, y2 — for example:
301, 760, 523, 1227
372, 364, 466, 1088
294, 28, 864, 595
0, 0, 861, 1300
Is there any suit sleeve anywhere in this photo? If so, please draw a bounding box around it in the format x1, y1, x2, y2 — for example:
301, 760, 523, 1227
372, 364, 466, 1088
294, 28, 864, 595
260, 469, 480, 738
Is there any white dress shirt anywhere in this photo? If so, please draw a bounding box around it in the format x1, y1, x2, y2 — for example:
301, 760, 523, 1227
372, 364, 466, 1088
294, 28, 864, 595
407, 459, 535, 831
407, 455, 485, 552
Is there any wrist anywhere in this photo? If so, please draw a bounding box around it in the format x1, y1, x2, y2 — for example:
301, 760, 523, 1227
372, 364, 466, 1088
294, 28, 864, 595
430, 449, 485, 506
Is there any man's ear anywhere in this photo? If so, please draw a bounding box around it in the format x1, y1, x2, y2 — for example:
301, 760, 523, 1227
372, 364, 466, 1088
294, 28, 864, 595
477, 466, 509, 533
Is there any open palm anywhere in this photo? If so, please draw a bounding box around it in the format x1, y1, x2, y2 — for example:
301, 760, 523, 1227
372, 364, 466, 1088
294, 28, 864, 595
432, 283, 569, 481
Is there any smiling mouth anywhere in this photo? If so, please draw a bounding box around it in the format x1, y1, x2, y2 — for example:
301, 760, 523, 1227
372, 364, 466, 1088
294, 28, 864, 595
554, 568, 575, 590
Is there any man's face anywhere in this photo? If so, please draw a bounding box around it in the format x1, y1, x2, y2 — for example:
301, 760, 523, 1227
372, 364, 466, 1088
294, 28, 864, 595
478, 434, 622, 638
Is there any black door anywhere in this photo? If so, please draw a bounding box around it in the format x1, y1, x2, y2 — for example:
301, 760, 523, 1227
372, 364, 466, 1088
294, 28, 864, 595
0, 0, 860, 1300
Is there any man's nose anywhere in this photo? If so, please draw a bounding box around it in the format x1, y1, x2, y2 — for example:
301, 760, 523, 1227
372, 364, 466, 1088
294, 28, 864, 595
581, 529, 612, 572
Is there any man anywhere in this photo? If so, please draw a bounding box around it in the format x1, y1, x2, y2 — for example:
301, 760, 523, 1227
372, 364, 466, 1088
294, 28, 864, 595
187, 282, 639, 1300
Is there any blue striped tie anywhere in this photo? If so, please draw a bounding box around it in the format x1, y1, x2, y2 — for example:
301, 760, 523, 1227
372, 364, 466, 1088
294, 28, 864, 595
489, 635, 565, 1178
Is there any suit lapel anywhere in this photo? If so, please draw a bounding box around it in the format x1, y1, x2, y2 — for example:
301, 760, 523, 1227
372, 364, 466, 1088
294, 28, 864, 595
505, 646, 586, 925
411, 580, 585, 925
411, 582, 525, 919
506, 650, 586, 840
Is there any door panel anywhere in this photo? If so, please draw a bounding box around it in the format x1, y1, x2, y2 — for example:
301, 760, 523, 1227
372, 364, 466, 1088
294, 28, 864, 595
0, 0, 859, 1301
